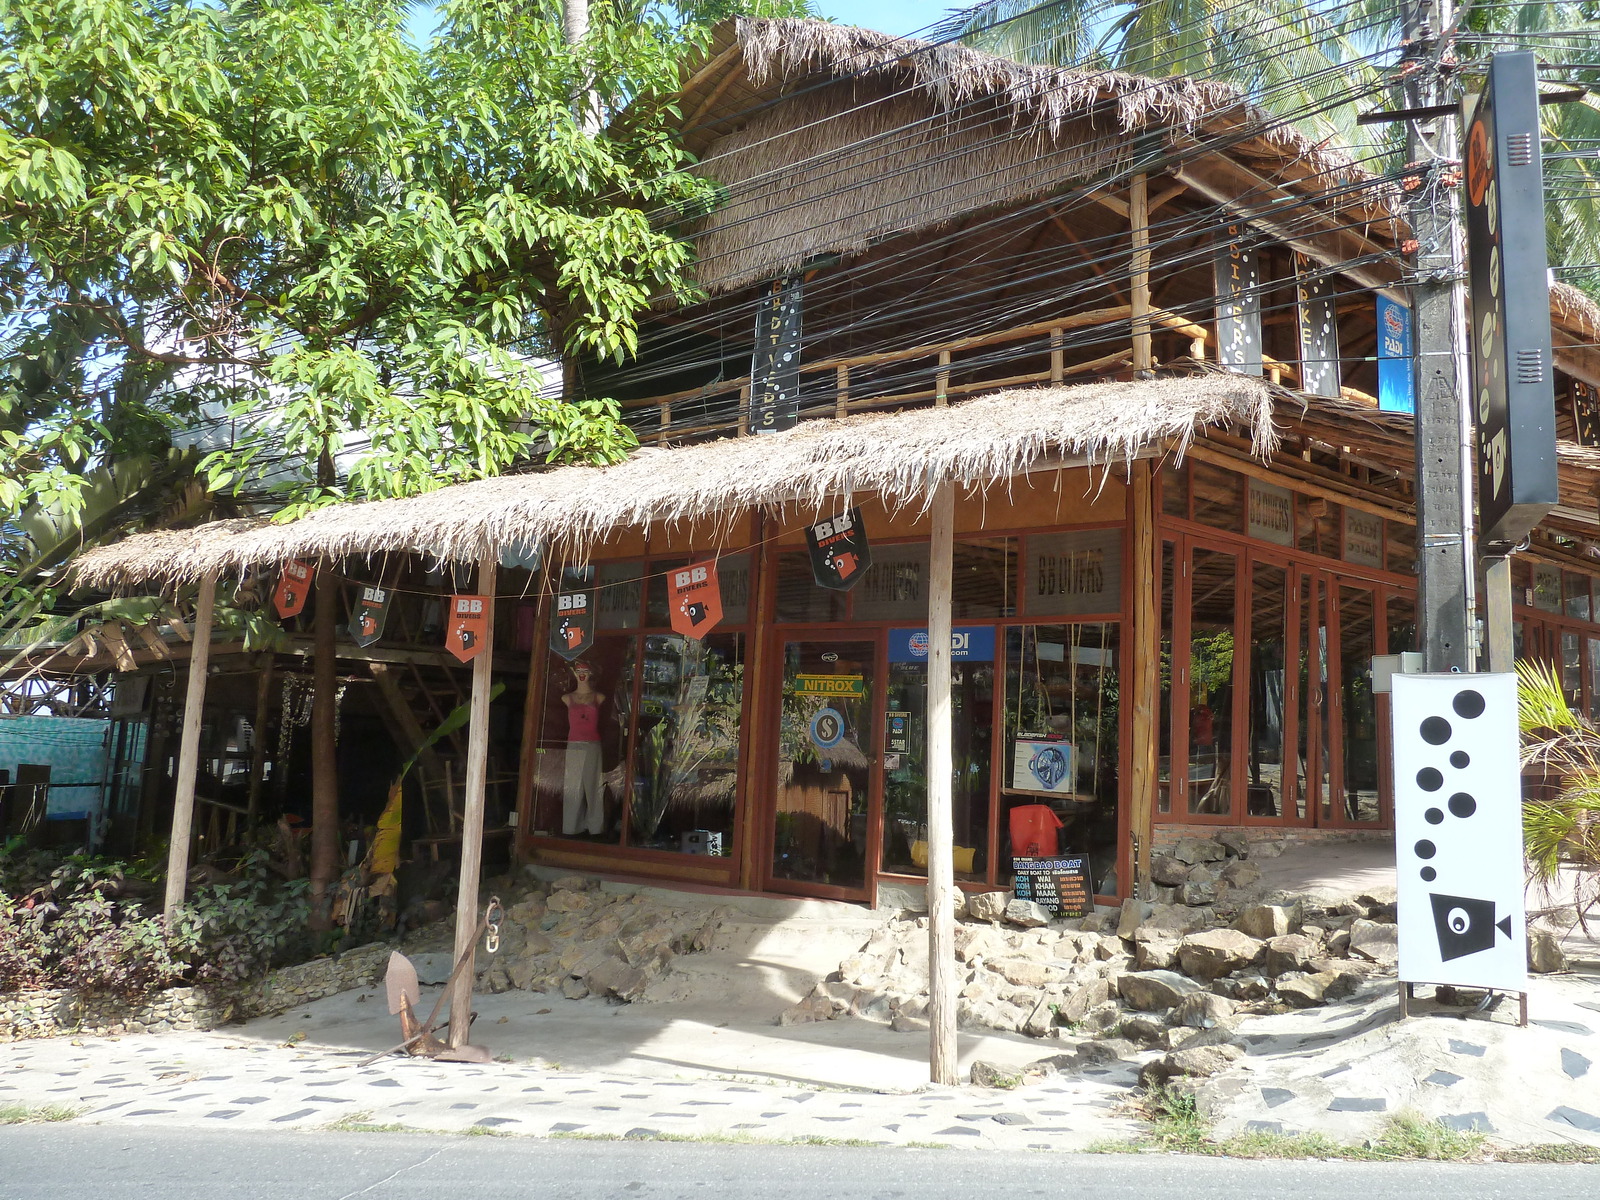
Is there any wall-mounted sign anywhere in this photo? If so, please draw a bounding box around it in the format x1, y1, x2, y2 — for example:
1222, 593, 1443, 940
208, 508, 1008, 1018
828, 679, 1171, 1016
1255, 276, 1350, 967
885, 710, 911, 754
887, 627, 997, 663
1575, 381, 1600, 448
1012, 737, 1075, 794
1466, 51, 1558, 547
808, 706, 846, 752
1247, 479, 1294, 546
1012, 855, 1093, 918
1295, 257, 1341, 398
751, 275, 803, 434
794, 673, 865, 698
1343, 509, 1385, 568
550, 589, 593, 661
806, 506, 872, 590
853, 543, 930, 621
350, 585, 392, 647
1026, 529, 1122, 616
1376, 296, 1415, 414
1213, 228, 1262, 375
446, 595, 490, 663
272, 560, 313, 619
668, 559, 723, 640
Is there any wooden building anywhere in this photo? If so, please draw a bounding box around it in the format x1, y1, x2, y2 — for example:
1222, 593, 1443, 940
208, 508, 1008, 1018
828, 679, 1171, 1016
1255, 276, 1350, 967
72, 18, 1600, 913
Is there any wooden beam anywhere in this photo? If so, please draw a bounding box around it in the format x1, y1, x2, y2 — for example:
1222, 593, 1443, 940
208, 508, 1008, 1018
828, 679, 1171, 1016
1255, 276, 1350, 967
449, 551, 498, 1049
1127, 466, 1158, 897
1130, 173, 1152, 372
1146, 182, 1187, 215
925, 479, 957, 1086
163, 571, 216, 925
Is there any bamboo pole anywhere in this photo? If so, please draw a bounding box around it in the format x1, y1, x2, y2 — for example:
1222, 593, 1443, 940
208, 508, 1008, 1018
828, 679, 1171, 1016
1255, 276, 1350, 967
1130, 174, 1153, 373
308, 564, 341, 931
1049, 330, 1063, 383
163, 570, 216, 925
448, 550, 498, 1049
835, 364, 850, 417
244, 656, 275, 831
1128, 464, 1160, 897
511, 569, 552, 861
926, 479, 958, 1086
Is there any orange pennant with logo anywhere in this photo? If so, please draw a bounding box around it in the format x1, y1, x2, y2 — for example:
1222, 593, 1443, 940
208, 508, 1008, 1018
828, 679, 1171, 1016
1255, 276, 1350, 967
446, 594, 490, 662
668, 559, 723, 640
272, 560, 313, 619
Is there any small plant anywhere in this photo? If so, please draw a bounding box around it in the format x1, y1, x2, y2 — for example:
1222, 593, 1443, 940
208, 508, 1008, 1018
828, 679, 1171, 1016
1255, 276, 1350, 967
1517, 660, 1600, 928
1368, 1111, 1486, 1161
0, 1103, 82, 1124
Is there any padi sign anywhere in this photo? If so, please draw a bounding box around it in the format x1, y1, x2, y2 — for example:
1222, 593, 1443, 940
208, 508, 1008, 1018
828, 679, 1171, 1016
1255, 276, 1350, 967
888, 627, 996, 663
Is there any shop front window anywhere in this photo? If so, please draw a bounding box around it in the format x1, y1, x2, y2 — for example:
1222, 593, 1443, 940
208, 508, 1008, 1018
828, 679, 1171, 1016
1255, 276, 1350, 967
1003, 623, 1120, 895
1339, 586, 1380, 823
1245, 563, 1287, 818
1187, 547, 1237, 817
625, 633, 743, 855
530, 637, 633, 842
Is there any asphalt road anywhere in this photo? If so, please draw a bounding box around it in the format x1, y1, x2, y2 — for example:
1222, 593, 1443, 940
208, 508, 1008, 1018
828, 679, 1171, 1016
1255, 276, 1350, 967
1, 1127, 1596, 1200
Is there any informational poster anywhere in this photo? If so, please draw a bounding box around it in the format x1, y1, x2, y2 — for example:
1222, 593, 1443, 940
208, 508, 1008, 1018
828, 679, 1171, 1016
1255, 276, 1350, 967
1213, 228, 1262, 375
272, 560, 313, 619
1012, 737, 1075, 794
1574, 381, 1600, 448
806, 506, 872, 590
1294, 257, 1341, 398
549, 589, 593, 661
1247, 478, 1294, 546
446, 594, 490, 663
1342, 509, 1385, 568
887, 627, 996, 663
1391, 673, 1527, 993
750, 275, 804, 434
1012, 855, 1093, 918
1376, 296, 1415, 414
668, 559, 723, 640
885, 710, 911, 754
350, 584, 392, 647
1025, 529, 1122, 616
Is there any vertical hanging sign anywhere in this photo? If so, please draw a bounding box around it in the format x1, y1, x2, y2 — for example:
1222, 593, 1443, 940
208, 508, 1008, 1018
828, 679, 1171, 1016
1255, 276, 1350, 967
750, 275, 803, 435
1377, 296, 1416, 414
1294, 256, 1341, 398
806, 507, 872, 590
350, 585, 392, 647
1213, 227, 1262, 375
550, 589, 593, 661
1574, 380, 1600, 448
446, 595, 490, 663
1466, 50, 1558, 547
669, 559, 724, 640
272, 560, 313, 619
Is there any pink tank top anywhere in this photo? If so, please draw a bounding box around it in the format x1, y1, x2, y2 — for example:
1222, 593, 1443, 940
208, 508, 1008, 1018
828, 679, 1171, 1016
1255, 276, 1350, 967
567, 701, 601, 742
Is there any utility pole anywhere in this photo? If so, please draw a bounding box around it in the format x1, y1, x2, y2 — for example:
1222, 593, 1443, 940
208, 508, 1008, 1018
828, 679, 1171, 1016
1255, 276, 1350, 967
1403, 0, 1475, 673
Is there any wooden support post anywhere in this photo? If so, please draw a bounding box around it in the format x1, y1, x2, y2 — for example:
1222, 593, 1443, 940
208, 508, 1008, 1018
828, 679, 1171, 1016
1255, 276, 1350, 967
308, 564, 341, 931
448, 550, 498, 1049
935, 351, 951, 407
1130, 173, 1153, 373
244, 656, 275, 830
1049, 329, 1064, 384
739, 515, 776, 892
657, 401, 672, 445
512, 567, 552, 862
835, 364, 850, 417
1128, 463, 1160, 897
163, 571, 216, 925
926, 479, 958, 1086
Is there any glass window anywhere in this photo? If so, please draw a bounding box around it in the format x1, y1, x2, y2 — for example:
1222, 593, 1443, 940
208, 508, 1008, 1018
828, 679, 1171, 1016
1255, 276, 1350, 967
1563, 630, 1583, 707
1339, 587, 1380, 823
644, 557, 689, 626
853, 543, 929, 622
952, 538, 1015, 618
1002, 623, 1120, 895
1161, 461, 1189, 519
1187, 547, 1237, 817
596, 561, 642, 629
775, 549, 847, 623
529, 638, 633, 843
717, 553, 752, 625
1588, 638, 1600, 724
1025, 529, 1122, 617
1245, 563, 1287, 819
1565, 572, 1592, 621
1533, 565, 1563, 613
1386, 593, 1416, 655
625, 633, 743, 855
1296, 497, 1340, 559
1386, 520, 1416, 575
1192, 463, 1240, 531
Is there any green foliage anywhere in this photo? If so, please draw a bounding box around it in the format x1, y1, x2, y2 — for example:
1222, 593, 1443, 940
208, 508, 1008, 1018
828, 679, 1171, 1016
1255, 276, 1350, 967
1516, 659, 1600, 922
169, 851, 312, 983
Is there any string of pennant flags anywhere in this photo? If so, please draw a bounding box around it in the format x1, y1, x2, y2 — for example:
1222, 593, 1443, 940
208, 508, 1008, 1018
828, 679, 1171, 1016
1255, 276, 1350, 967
265, 506, 876, 664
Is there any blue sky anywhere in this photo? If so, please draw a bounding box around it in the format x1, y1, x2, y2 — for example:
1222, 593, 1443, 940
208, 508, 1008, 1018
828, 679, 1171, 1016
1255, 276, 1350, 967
407, 4, 956, 45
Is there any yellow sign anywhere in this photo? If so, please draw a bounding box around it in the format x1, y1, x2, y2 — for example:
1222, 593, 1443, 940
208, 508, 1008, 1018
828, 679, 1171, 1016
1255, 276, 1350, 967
794, 674, 865, 698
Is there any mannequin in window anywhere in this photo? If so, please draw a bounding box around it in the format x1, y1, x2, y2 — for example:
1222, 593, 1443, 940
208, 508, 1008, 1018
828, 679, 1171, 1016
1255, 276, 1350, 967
562, 662, 607, 836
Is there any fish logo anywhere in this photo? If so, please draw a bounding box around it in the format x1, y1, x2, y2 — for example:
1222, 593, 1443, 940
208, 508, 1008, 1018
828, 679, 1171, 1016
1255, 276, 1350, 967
1430, 893, 1514, 961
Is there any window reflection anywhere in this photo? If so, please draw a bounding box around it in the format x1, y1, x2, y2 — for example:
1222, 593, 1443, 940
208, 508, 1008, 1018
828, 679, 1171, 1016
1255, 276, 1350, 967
1339, 587, 1379, 823
1246, 563, 1287, 818
1187, 547, 1236, 817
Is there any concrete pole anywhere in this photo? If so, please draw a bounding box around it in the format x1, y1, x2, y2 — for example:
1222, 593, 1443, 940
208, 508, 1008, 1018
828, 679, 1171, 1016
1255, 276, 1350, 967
926, 479, 958, 1086
163, 571, 217, 925
448, 550, 498, 1049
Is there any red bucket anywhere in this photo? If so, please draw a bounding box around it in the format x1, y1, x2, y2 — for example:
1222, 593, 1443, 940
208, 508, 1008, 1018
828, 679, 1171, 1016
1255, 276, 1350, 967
1009, 804, 1063, 858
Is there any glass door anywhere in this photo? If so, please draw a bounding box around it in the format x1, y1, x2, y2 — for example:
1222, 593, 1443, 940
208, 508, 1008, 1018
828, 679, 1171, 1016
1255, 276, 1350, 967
769, 637, 876, 897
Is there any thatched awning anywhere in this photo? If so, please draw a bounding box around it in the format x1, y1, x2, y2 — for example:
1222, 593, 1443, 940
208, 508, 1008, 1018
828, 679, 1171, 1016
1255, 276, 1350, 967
72, 374, 1275, 590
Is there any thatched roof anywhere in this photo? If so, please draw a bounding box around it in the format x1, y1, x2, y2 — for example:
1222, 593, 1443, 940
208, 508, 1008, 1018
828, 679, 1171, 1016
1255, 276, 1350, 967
72, 373, 1275, 590
682, 18, 1392, 295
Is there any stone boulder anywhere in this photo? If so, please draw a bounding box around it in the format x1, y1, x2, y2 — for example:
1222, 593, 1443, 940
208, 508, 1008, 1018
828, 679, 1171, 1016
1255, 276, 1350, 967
1347, 920, 1399, 967
1234, 904, 1297, 940
1215, 830, 1249, 859
1150, 856, 1190, 886
1135, 938, 1179, 971
1118, 1014, 1170, 1046
1171, 991, 1236, 1029
1276, 970, 1337, 1008
967, 891, 1009, 922
1177, 880, 1218, 907
1528, 925, 1569, 974
1118, 969, 1202, 1011
1211, 971, 1270, 1001
1177, 929, 1264, 981
1263, 933, 1319, 977
970, 1060, 1023, 1088
1220, 860, 1262, 888
1171, 837, 1228, 865
1056, 978, 1112, 1024
1139, 1043, 1243, 1087
1132, 904, 1211, 942
1116, 898, 1153, 940
1005, 899, 1054, 928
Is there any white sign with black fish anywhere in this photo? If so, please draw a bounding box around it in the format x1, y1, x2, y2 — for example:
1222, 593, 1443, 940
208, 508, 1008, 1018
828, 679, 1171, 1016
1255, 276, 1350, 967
1391, 673, 1527, 992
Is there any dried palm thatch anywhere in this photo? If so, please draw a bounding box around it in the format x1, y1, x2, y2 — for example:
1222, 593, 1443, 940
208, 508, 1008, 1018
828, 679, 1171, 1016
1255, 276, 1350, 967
73, 374, 1274, 590
689, 18, 1375, 294
1552, 281, 1600, 344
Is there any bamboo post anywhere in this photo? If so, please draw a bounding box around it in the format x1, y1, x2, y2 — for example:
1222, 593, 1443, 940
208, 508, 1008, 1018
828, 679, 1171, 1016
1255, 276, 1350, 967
163, 571, 217, 925
935, 351, 951, 407
448, 550, 498, 1049
1128, 463, 1160, 896
308, 564, 341, 930
835, 364, 849, 417
1049, 329, 1064, 383
512, 567, 552, 861
1130, 174, 1152, 372
926, 479, 958, 1086
244, 656, 274, 831
657, 401, 672, 445
738, 384, 750, 436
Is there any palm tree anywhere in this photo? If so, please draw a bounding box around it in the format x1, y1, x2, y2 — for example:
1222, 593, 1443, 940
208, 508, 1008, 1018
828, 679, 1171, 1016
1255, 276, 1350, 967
1516, 659, 1600, 932
933, 1, 1600, 288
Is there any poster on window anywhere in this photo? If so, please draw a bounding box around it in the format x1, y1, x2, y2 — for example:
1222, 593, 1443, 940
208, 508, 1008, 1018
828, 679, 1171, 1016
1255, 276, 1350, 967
1213, 228, 1262, 375
751, 275, 803, 434
446, 595, 490, 663
669, 559, 724, 640
550, 589, 593, 661
350, 585, 392, 647
806, 506, 872, 590
272, 560, 313, 619
1012, 737, 1076, 795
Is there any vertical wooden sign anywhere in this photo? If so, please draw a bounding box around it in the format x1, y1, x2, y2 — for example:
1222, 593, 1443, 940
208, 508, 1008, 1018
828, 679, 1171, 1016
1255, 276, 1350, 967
1213, 228, 1262, 375
1294, 256, 1341, 398
750, 275, 803, 434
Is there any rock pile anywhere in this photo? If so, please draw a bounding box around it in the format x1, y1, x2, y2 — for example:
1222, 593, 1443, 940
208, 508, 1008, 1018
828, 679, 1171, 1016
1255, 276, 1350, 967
468, 875, 727, 1004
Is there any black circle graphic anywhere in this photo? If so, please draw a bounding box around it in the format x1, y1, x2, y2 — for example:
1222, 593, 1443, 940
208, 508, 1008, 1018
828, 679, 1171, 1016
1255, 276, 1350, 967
1421, 716, 1452, 745
1415, 839, 1437, 859
1421, 866, 1437, 882
1425, 808, 1444, 825
1450, 750, 1470, 769
1448, 792, 1477, 819
1453, 689, 1486, 719
1417, 767, 1444, 792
